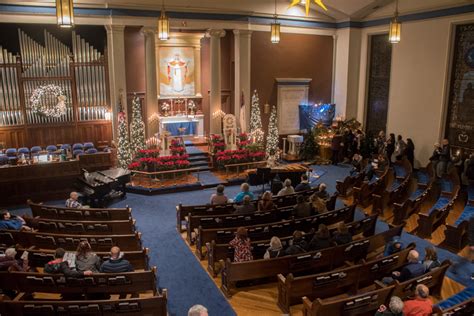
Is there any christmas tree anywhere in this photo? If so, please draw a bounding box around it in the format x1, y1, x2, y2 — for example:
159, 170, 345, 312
265, 105, 279, 156
129, 95, 146, 157
249, 90, 264, 144
117, 111, 132, 169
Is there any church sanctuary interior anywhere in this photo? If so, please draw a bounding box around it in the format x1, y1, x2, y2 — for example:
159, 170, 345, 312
1, 0, 474, 315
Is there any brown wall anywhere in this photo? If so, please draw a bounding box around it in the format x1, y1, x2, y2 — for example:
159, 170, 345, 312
251, 31, 334, 133
124, 27, 146, 95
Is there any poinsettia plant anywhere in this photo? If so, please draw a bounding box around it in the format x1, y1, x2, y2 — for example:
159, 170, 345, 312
215, 149, 265, 167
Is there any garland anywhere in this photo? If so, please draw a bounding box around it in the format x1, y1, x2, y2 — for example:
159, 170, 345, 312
30, 84, 67, 117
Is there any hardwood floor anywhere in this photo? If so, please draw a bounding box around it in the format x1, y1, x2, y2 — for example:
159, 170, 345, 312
182, 181, 471, 316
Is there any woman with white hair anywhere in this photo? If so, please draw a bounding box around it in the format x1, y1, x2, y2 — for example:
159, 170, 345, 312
375, 296, 404, 316
188, 304, 208, 316
278, 179, 295, 196
264, 236, 283, 259
0, 248, 28, 271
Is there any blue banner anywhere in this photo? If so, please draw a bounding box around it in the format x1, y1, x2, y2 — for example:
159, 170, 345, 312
299, 103, 335, 131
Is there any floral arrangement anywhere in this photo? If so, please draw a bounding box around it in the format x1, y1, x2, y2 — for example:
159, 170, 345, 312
237, 132, 250, 149
30, 84, 67, 117
170, 138, 187, 156
210, 134, 225, 153
136, 149, 160, 158
128, 154, 190, 172
215, 149, 265, 167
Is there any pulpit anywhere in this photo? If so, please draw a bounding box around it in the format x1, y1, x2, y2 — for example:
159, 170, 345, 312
288, 135, 303, 156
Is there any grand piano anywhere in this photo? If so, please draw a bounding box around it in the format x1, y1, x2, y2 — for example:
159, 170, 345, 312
76, 168, 131, 207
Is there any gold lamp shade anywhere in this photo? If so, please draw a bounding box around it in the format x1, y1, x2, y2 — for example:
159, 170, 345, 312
158, 10, 170, 41
389, 17, 401, 43
56, 0, 74, 28
271, 22, 280, 44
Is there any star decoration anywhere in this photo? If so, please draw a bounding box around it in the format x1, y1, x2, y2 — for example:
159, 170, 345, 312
289, 0, 328, 16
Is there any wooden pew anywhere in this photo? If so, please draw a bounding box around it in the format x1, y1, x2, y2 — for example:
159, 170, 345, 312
353, 163, 390, 208
196, 204, 356, 259
176, 187, 320, 231
6, 247, 150, 271
28, 218, 136, 235
28, 200, 132, 221
443, 185, 474, 250
417, 171, 460, 238
208, 214, 378, 276
0, 269, 158, 296
219, 224, 404, 297
0, 294, 168, 316
302, 283, 395, 316
277, 246, 414, 313
0, 230, 142, 252
434, 299, 474, 316
392, 163, 434, 225
372, 158, 412, 216
335, 159, 368, 197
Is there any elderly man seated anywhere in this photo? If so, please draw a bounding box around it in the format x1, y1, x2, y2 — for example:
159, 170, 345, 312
403, 284, 433, 316
100, 246, 134, 273
315, 183, 330, 201
0, 248, 29, 271
383, 249, 425, 284
65, 191, 82, 208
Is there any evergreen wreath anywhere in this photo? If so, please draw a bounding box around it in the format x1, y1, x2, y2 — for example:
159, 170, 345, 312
30, 84, 67, 117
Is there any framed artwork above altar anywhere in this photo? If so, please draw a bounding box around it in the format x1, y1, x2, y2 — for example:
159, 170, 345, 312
159, 47, 195, 97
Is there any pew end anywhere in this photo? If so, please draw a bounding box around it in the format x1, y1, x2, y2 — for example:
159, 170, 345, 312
301, 296, 313, 316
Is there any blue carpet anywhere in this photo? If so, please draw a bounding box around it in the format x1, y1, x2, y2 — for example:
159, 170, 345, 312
309, 164, 352, 194
186, 146, 205, 155
194, 171, 225, 186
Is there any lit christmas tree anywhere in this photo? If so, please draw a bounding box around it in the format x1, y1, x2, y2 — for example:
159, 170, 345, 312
250, 90, 264, 143
265, 105, 279, 156
117, 111, 132, 169
129, 95, 146, 157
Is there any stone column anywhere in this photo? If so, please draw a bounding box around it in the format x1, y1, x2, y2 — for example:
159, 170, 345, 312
233, 30, 252, 132
141, 27, 159, 138
105, 24, 127, 140
194, 45, 202, 96
208, 29, 226, 135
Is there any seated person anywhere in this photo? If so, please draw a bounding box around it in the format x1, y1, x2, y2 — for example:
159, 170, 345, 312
234, 195, 256, 214
294, 174, 311, 192
65, 191, 83, 209
44, 248, 93, 277
375, 296, 404, 316
403, 284, 433, 316
315, 183, 330, 201
100, 246, 134, 273
350, 154, 363, 176
363, 161, 376, 181
0, 248, 28, 271
210, 185, 228, 205
422, 246, 440, 272
308, 224, 332, 251
264, 236, 283, 259
258, 191, 274, 212
233, 183, 255, 203
383, 250, 424, 284
332, 222, 352, 245
229, 227, 253, 262
293, 195, 312, 218
310, 194, 327, 214
383, 236, 404, 256
0, 210, 32, 231
278, 179, 295, 196
284, 230, 308, 255
75, 241, 101, 273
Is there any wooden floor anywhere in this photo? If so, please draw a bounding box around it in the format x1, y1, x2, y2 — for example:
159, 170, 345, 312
182, 180, 470, 316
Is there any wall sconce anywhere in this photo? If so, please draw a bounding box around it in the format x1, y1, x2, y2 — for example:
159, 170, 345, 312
264, 103, 271, 114
389, 0, 401, 43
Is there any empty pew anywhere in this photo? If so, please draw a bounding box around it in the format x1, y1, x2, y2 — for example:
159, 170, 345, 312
277, 246, 414, 313
208, 214, 378, 276
28, 200, 132, 221
302, 283, 394, 316
433, 286, 474, 316
372, 158, 412, 216
219, 224, 404, 297
393, 162, 434, 225
196, 204, 356, 259
443, 184, 474, 250
0, 294, 168, 316
28, 218, 136, 235
417, 173, 460, 238
0, 230, 142, 252
176, 186, 320, 231
187, 207, 293, 244
336, 159, 368, 197
353, 163, 390, 207
6, 247, 150, 271
0, 269, 158, 296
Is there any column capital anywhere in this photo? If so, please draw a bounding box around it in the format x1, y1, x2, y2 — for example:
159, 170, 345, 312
233, 29, 253, 37
141, 26, 156, 37
206, 29, 226, 38
105, 24, 126, 33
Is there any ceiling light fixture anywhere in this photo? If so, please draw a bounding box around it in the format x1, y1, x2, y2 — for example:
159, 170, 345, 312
288, 0, 328, 16
56, 0, 74, 28
389, 0, 401, 43
158, 0, 170, 41
271, 0, 280, 44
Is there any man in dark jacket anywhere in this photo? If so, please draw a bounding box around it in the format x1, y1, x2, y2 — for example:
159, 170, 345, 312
436, 139, 451, 177
384, 250, 424, 284
44, 248, 92, 277
284, 231, 308, 255
295, 174, 311, 192
100, 246, 134, 273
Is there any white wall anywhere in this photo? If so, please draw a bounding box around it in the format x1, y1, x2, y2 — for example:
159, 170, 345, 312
356, 13, 474, 167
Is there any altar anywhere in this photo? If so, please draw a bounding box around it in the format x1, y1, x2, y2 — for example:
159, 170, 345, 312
159, 114, 204, 137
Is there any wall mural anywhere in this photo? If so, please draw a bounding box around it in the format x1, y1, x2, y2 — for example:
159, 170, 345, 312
159, 46, 195, 97
446, 23, 474, 150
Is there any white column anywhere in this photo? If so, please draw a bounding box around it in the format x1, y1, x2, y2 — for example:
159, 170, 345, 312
141, 27, 159, 138
194, 45, 202, 96
105, 24, 127, 140
233, 30, 252, 132
208, 29, 226, 135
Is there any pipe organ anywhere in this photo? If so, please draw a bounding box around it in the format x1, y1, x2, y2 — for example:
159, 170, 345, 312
0, 28, 112, 148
